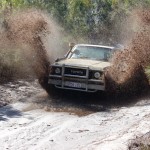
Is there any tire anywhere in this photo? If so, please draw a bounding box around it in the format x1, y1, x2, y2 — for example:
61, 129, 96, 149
38, 76, 58, 97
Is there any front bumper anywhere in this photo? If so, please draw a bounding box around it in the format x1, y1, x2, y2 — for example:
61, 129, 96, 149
48, 65, 105, 92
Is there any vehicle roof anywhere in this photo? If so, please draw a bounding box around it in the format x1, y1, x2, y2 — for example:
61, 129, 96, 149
75, 44, 114, 49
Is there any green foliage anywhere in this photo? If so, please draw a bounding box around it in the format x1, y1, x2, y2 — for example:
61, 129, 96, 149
1, 0, 150, 43
0, 0, 25, 9
66, 0, 91, 38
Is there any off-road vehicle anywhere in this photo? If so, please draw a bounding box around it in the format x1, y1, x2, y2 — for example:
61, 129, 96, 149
48, 43, 116, 92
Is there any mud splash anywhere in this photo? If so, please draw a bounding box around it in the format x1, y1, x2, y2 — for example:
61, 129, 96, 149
106, 8, 150, 95
0, 9, 52, 79
0, 8, 66, 86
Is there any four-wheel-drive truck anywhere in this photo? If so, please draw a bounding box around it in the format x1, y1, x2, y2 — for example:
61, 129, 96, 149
48, 43, 116, 92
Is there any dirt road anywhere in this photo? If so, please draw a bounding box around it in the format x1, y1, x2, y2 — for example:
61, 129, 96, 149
0, 80, 150, 150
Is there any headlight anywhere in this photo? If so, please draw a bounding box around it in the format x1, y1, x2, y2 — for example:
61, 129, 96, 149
94, 72, 101, 79
55, 68, 61, 74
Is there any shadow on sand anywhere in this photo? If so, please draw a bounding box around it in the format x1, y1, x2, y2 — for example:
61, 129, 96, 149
0, 105, 22, 121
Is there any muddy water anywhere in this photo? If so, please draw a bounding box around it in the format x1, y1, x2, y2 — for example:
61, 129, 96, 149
1, 79, 149, 118
22, 88, 147, 117
22, 91, 106, 117
0, 79, 135, 117
106, 8, 150, 95
0, 9, 54, 80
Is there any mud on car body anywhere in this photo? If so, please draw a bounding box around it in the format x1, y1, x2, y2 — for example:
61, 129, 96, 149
48, 44, 115, 92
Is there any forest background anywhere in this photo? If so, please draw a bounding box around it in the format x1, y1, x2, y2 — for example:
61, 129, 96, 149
1, 0, 150, 44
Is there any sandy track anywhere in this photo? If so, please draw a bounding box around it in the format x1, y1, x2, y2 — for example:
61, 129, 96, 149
0, 80, 150, 150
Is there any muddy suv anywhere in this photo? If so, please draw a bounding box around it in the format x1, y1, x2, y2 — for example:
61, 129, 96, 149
48, 44, 115, 92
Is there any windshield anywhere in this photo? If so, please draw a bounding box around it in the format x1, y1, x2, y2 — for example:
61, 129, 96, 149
68, 45, 112, 61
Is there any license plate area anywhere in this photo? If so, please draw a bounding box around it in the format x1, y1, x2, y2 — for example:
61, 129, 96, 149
64, 81, 82, 88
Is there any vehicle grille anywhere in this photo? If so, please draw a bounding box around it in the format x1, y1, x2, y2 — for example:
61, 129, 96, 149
64, 67, 86, 77
49, 65, 105, 92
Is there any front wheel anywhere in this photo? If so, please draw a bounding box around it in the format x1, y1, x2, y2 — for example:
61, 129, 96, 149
38, 76, 58, 97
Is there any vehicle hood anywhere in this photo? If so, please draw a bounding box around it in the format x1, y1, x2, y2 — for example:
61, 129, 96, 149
55, 58, 111, 70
